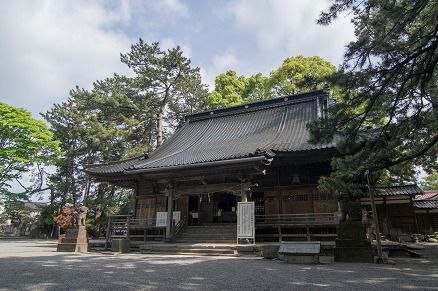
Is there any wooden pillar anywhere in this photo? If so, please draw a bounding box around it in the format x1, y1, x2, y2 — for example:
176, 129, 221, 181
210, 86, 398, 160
240, 183, 248, 202
165, 183, 174, 241
276, 172, 282, 214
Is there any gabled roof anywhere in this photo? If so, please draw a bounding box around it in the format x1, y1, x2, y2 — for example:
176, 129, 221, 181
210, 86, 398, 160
84, 89, 335, 177
375, 185, 423, 196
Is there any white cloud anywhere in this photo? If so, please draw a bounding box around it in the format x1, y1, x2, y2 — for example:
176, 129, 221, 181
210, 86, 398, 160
0, 0, 356, 120
200, 51, 244, 88
151, 0, 189, 18
225, 0, 354, 68
160, 38, 192, 59
213, 51, 242, 72
0, 0, 133, 117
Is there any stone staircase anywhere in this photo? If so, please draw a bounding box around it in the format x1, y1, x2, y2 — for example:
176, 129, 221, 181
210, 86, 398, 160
174, 224, 237, 243
89, 224, 240, 256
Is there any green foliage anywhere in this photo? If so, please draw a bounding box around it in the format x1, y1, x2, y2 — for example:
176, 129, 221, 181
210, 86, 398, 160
309, 0, 437, 194
43, 40, 208, 236
422, 171, 438, 190
206, 56, 336, 110
0, 102, 59, 201
268, 55, 336, 96
35, 204, 58, 237
206, 71, 270, 108
120, 39, 209, 146
0, 200, 42, 231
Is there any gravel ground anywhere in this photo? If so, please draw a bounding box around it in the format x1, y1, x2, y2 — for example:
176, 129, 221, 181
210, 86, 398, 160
0, 238, 437, 291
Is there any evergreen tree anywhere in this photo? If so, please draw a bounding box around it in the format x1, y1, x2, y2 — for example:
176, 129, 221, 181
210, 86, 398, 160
43, 41, 208, 237
120, 39, 208, 146
308, 0, 437, 196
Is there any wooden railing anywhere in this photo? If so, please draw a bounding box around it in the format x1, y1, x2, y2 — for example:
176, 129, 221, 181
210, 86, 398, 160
171, 219, 187, 241
106, 215, 166, 244
255, 212, 340, 225
106, 215, 189, 244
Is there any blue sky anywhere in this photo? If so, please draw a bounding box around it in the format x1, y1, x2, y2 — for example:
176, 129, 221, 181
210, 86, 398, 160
0, 0, 354, 120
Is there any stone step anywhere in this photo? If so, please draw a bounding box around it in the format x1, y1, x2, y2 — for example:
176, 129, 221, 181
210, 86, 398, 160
140, 248, 236, 256
176, 225, 237, 243
176, 240, 236, 244
180, 233, 236, 237
139, 244, 237, 256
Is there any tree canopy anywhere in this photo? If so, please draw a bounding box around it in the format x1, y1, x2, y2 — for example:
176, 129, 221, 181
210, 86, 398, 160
206, 56, 336, 109
268, 55, 336, 96
206, 71, 269, 108
0, 102, 59, 201
421, 171, 438, 191
308, 0, 437, 196
43, 40, 208, 237
120, 39, 209, 146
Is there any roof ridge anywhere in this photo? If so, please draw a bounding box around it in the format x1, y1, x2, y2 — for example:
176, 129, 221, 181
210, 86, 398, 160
376, 184, 419, 189
185, 89, 328, 123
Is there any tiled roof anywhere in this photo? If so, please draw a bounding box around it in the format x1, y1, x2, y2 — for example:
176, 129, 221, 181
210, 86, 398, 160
85, 90, 335, 176
413, 200, 438, 209
415, 191, 438, 200
413, 190, 438, 209
375, 185, 423, 196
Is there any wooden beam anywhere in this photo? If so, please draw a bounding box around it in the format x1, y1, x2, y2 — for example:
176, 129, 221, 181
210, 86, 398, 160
174, 183, 242, 194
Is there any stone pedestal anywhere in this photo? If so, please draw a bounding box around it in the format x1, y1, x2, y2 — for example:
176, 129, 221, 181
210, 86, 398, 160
111, 239, 131, 253
334, 221, 375, 263
57, 226, 89, 252
261, 245, 280, 259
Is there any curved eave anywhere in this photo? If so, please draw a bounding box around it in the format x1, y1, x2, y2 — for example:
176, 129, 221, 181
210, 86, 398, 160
123, 155, 272, 175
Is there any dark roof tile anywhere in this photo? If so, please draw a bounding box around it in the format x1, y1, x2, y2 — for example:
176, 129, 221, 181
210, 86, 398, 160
375, 185, 423, 196
413, 200, 438, 209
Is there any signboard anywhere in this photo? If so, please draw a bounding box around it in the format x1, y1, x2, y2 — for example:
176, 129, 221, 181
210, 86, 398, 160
237, 202, 255, 244
156, 211, 181, 227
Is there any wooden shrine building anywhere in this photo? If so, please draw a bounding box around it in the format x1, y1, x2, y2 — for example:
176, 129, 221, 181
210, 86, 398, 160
84, 89, 342, 243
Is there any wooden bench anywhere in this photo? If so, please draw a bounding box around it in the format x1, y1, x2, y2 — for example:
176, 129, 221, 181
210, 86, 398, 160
279, 241, 321, 264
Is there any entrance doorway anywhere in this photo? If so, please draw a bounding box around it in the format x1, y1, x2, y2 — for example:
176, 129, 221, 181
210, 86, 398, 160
215, 193, 237, 223
188, 193, 237, 224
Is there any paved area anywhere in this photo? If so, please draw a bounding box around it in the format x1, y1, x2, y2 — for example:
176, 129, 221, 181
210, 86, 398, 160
0, 238, 437, 291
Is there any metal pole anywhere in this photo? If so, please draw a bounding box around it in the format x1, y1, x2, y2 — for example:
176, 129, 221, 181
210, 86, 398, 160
366, 170, 383, 262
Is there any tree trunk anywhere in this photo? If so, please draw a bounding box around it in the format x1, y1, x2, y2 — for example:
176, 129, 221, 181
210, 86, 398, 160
156, 88, 170, 147
156, 111, 163, 147
92, 184, 105, 239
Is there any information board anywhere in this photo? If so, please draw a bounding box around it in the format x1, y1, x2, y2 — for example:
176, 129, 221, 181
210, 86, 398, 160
237, 202, 255, 243
156, 211, 181, 227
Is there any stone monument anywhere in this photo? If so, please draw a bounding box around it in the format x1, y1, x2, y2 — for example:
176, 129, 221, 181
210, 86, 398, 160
57, 206, 89, 252
333, 199, 375, 262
